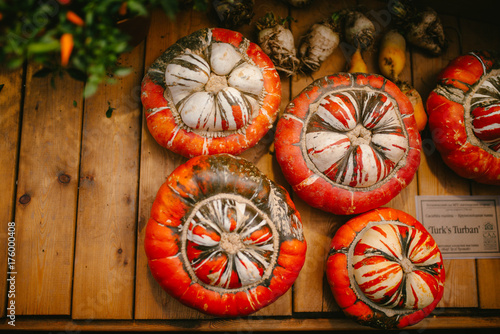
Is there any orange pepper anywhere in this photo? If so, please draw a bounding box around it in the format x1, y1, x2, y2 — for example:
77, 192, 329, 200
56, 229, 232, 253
66, 10, 84, 26
60, 33, 74, 67
118, 2, 128, 16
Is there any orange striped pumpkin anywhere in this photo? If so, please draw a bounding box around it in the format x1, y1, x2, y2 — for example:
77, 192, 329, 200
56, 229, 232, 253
275, 73, 421, 215
427, 51, 500, 185
144, 154, 306, 316
326, 207, 445, 329
141, 28, 281, 157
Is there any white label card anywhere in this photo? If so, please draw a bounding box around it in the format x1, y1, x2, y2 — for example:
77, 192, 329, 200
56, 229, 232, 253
415, 195, 500, 259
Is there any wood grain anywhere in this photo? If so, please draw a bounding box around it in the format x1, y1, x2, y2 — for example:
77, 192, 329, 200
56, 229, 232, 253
1, 0, 499, 329
0, 66, 23, 318
474, 178, 500, 309
289, 0, 354, 313
2, 313, 500, 332
135, 0, 298, 319
14, 63, 84, 315
414, 14, 478, 308
134, 8, 210, 320
459, 17, 500, 310
71, 44, 144, 319
384, 26, 418, 216
240, 0, 295, 317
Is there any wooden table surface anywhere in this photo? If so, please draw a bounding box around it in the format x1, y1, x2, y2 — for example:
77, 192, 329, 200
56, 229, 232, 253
1, 0, 500, 331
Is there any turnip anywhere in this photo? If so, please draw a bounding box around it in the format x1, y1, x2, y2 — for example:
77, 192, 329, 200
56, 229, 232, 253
298, 15, 340, 73
341, 9, 376, 51
213, 0, 255, 29
389, 0, 446, 56
339, 9, 375, 73
405, 7, 446, 56
256, 12, 300, 76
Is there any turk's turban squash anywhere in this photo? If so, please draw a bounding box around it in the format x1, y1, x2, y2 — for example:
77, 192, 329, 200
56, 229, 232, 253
141, 28, 281, 157
427, 50, 500, 185
326, 207, 445, 329
275, 73, 421, 215
144, 154, 306, 316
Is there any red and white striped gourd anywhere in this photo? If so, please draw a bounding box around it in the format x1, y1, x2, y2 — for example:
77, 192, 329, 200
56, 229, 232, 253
141, 28, 281, 157
275, 73, 421, 215
326, 207, 445, 329
427, 50, 500, 185
144, 154, 306, 316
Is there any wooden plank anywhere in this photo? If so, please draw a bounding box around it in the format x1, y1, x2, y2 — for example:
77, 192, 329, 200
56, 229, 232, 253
381, 3, 418, 217
474, 173, 500, 310
459, 17, 500, 310
14, 63, 84, 315
134, 8, 214, 320
71, 43, 144, 319
3, 313, 500, 332
414, 14, 478, 308
136, 1, 297, 319
240, 0, 295, 318
0, 66, 23, 318
289, 0, 354, 313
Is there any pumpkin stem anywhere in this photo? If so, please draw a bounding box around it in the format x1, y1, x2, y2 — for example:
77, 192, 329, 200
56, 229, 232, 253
347, 123, 372, 146
400, 257, 414, 274
205, 72, 229, 93
220, 232, 244, 254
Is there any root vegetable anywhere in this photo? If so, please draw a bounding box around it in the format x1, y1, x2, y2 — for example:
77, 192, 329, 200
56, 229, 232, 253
406, 7, 446, 56
282, 0, 312, 7
341, 9, 375, 51
398, 81, 427, 131
340, 9, 375, 75
378, 29, 406, 82
347, 48, 368, 73
390, 0, 446, 56
298, 16, 340, 73
256, 12, 299, 76
213, 0, 254, 29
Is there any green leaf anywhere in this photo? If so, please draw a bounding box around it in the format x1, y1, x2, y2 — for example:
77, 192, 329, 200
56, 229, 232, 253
114, 67, 132, 77
83, 82, 99, 98
114, 41, 130, 54
66, 68, 87, 82
6, 57, 24, 69
73, 100, 77, 107
27, 40, 59, 54
33, 67, 54, 78
127, 1, 148, 16
193, 0, 208, 11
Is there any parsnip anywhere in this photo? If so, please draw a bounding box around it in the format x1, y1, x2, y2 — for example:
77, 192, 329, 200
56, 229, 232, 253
379, 29, 406, 82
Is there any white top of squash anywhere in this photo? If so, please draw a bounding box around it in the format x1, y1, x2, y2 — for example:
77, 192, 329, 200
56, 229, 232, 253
165, 42, 264, 136
304, 89, 409, 188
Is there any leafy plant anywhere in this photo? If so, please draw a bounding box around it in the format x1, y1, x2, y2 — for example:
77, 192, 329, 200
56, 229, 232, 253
0, 0, 208, 97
